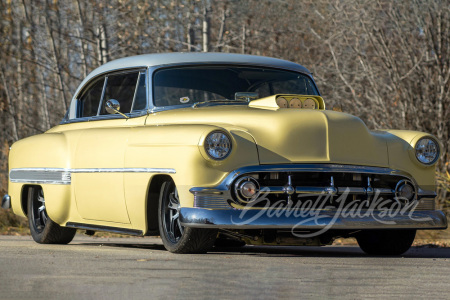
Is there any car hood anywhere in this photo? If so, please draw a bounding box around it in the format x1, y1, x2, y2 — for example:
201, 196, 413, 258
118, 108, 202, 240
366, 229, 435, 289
149, 106, 389, 167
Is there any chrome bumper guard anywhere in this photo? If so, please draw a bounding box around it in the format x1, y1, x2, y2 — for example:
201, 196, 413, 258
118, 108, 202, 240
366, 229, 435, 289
2, 194, 11, 209
180, 208, 448, 230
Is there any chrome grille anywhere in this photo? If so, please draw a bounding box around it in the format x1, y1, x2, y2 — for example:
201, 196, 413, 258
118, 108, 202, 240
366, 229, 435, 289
194, 194, 229, 209
415, 198, 435, 211
231, 171, 418, 208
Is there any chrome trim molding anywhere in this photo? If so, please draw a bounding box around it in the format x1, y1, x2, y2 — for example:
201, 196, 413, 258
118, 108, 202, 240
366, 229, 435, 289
194, 194, 230, 209
2, 194, 11, 209
9, 168, 71, 185
180, 208, 448, 230
418, 188, 437, 198
70, 168, 176, 174
10, 167, 176, 185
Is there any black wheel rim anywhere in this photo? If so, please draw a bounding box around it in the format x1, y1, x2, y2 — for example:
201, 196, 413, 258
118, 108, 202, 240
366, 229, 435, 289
163, 183, 184, 243
32, 189, 48, 233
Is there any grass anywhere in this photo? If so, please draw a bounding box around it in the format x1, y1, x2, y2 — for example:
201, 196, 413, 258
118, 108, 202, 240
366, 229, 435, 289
0, 209, 29, 235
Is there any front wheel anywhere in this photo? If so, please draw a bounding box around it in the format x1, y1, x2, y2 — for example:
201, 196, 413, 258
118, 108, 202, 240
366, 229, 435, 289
356, 229, 416, 256
28, 186, 76, 244
158, 180, 217, 253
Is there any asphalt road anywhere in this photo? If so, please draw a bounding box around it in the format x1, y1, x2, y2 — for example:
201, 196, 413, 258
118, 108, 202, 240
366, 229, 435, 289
1, 235, 450, 299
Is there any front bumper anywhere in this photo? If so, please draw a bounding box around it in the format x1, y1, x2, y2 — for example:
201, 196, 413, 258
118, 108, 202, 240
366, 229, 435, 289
2, 194, 11, 209
180, 208, 448, 230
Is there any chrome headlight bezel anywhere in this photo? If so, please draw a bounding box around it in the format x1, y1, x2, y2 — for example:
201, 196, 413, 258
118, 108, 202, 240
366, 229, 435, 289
415, 137, 440, 165
204, 130, 232, 160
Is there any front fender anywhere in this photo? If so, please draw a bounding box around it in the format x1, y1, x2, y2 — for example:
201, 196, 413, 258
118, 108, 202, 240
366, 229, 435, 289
381, 130, 440, 187
124, 124, 259, 209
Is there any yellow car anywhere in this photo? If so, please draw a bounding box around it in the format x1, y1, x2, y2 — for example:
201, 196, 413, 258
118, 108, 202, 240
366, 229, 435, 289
2, 53, 446, 255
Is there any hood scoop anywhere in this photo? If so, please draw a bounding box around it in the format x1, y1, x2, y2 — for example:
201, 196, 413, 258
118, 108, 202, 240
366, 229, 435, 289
249, 94, 326, 110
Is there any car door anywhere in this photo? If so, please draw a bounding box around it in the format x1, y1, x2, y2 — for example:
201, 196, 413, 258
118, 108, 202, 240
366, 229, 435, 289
72, 69, 147, 224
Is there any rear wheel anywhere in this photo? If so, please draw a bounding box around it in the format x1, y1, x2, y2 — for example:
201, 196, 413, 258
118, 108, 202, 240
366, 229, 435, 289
158, 180, 217, 253
356, 229, 416, 256
28, 186, 76, 244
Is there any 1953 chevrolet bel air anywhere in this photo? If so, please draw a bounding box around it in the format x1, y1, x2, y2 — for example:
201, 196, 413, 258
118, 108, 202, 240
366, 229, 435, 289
2, 53, 447, 254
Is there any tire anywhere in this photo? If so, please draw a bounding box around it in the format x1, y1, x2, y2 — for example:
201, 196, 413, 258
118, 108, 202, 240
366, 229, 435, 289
356, 229, 416, 256
28, 186, 76, 244
158, 180, 217, 253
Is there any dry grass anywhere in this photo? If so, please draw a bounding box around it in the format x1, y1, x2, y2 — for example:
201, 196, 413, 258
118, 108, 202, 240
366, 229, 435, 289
333, 230, 450, 248
0, 209, 29, 235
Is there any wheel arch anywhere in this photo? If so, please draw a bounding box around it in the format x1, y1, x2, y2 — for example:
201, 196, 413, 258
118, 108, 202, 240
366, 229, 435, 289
20, 184, 39, 217
145, 174, 173, 235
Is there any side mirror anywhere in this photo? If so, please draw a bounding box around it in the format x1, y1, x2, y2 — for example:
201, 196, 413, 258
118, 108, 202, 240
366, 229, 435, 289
105, 99, 121, 114
105, 99, 128, 119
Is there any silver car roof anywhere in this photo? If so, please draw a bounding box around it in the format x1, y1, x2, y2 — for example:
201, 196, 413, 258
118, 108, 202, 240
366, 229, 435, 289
97, 52, 310, 74
79, 53, 311, 90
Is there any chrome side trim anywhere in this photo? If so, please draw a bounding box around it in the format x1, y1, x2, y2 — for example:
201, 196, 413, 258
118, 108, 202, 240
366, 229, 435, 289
9, 167, 176, 185
9, 168, 71, 185
70, 168, 176, 174
180, 208, 448, 230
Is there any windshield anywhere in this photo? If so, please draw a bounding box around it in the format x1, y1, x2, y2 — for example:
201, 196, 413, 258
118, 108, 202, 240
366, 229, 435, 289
153, 66, 319, 107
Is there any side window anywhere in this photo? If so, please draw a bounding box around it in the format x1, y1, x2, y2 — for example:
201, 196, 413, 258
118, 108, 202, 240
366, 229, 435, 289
100, 72, 139, 115
78, 77, 105, 117
132, 72, 147, 111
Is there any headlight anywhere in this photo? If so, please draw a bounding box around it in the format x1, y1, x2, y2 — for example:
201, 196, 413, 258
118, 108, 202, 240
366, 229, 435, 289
415, 137, 439, 165
204, 131, 232, 160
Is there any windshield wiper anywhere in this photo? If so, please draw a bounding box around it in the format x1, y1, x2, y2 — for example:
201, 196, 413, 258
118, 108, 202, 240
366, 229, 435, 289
192, 99, 247, 108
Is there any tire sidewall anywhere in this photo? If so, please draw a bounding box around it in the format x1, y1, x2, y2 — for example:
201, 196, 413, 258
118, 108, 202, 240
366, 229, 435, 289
158, 181, 188, 252
158, 180, 217, 253
27, 186, 76, 244
28, 187, 47, 243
